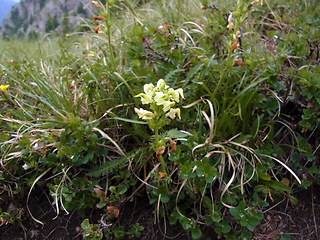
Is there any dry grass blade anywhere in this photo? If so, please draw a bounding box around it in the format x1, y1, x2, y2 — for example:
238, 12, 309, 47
52, 166, 72, 220
180, 28, 196, 46
27, 168, 52, 225
220, 149, 236, 209
260, 154, 301, 184
92, 127, 127, 158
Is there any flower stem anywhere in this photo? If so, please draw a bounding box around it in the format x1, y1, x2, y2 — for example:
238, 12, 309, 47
106, 1, 116, 72
155, 128, 167, 174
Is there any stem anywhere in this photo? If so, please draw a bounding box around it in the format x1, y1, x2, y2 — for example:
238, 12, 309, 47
1, 91, 14, 107
159, 155, 166, 174
106, 1, 116, 72
154, 128, 167, 174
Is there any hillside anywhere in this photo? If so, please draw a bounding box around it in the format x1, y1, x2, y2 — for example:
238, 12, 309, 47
0, 0, 92, 39
0, 0, 18, 25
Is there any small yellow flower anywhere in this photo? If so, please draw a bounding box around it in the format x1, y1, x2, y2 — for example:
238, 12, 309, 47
65, 33, 69, 37
134, 108, 155, 120
0, 85, 9, 92
166, 108, 181, 120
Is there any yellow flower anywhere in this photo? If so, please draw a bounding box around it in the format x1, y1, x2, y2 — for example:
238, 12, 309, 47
65, 33, 69, 37
166, 108, 181, 120
144, 83, 155, 98
135, 93, 153, 104
0, 85, 9, 92
156, 79, 169, 90
163, 101, 175, 112
175, 88, 184, 100
227, 13, 234, 32
154, 92, 168, 105
134, 108, 155, 120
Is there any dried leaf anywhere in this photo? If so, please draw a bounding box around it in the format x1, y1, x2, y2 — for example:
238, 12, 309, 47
107, 206, 119, 218
159, 172, 167, 179
156, 146, 165, 160
281, 177, 290, 187
234, 58, 245, 67
94, 16, 106, 23
167, 138, 177, 153
94, 187, 106, 201
91, 1, 102, 8
231, 37, 238, 52
94, 24, 103, 34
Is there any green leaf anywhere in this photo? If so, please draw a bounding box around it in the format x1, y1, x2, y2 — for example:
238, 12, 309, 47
109, 186, 117, 193
191, 227, 203, 239
288, 194, 298, 205
180, 218, 192, 230
229, 207, 240, 217
240, 218, 249, 227
117, 185, 128, 195
240, 231, 253, 240
205, 216, 213, 226
86, 158, 127, 177
221, 222, 231, 233
160, 194, 170, 203
259, 201, 269, 207
110, 117, 148, 124
213, 212, 221, 222
248, 215, 260, 227
78, 151, 94, 165
163, 129, 189, 138
81, 219, 91, 232
262, 180, 292, 193
258, 172, 271, 181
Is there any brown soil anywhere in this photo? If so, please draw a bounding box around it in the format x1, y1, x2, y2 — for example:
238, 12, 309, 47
254, 184, 320, 240
1, 184, 320, 240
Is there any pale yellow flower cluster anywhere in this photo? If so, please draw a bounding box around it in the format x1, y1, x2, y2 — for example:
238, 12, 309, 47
134, 79, 184, 120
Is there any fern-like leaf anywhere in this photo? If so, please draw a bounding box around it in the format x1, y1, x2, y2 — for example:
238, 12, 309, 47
86, 158, 128, 177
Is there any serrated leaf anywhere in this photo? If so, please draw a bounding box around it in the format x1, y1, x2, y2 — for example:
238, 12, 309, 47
86, 158, 127, 177
163, 129, 189, 138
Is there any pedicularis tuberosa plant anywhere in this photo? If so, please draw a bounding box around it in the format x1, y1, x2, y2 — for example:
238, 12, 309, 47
134, 79, 183, 176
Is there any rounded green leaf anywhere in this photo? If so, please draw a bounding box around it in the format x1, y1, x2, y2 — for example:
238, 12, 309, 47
117, 185, 128, 195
